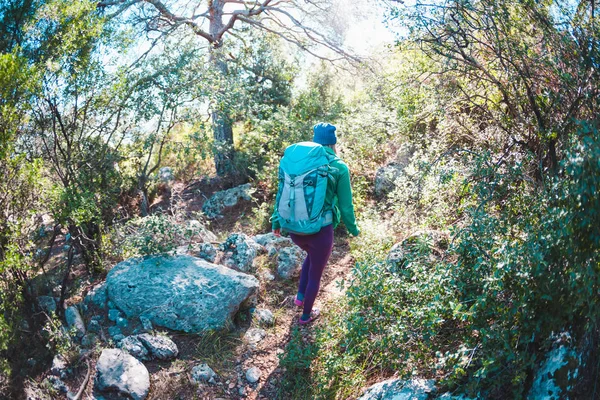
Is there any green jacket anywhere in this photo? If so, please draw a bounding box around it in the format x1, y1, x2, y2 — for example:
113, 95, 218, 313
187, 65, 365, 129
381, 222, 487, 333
272, 146, 360, 236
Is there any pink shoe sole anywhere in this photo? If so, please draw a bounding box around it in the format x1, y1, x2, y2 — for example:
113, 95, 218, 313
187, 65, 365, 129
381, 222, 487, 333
294, 298, 304, 307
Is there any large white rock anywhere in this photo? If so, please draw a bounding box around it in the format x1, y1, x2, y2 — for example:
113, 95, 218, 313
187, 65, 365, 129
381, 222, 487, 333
105, 255, 259, 333
358, 378, 436, 400
95, 349, 150, 400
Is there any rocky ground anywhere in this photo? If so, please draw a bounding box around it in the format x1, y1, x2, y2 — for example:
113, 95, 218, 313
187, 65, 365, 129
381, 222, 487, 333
24, 176, 357, 400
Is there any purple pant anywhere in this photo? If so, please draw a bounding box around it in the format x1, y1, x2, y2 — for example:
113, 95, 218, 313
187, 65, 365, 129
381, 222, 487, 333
290, 224, 334, 315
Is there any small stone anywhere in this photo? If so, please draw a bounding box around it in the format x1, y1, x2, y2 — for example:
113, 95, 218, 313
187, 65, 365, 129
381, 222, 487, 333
38, 296, 57, 314
81, 333, 98, 348
261, 271, 275, 281
88, 319, 101, 333
243, 328, 267, 345
113, 334, 125, 343
140, 316, 153, 331
107, 300, 115, 309
119, 335, 149, 361
245, 367, 261, 383
116, 317, 128, 328
95, 348, 150, 400
191, 364, 217, 383
137, 333, 178, 360
50, 355, 68, 379
254, 309, 274, 327
108, 309, 122, 322
228, 382, 236, 389
108, 326, 122, 339
45, 376, 68, 393
239, 386, 246, 396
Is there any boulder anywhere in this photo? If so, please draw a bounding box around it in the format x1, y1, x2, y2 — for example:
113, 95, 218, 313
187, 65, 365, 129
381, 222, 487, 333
65, 306, 86, 338
253, 233, 294, 257
277, 246, 306, 279
95, 349, 150, 400
105, 255, 259, 333
119, 336, 149, 361
38, 296, 57, 314
137, 333, 178, 360
220, 233, 262, 272
358, 378, 436, 400
202, 183, 254, 219
528, 336, 581, 400
191, 364, 217, 384
245, 367, 261, 384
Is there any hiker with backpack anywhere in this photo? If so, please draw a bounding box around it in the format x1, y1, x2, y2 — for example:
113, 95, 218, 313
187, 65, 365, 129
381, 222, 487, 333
271, 122, 360, 325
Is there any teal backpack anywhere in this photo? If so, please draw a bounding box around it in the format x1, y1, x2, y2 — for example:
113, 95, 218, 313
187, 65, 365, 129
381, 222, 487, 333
275, 142, 335, 235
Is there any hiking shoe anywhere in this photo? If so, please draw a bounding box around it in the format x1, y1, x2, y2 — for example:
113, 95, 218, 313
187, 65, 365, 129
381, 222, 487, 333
294, 296, 304, 307
298, 309, 320, 325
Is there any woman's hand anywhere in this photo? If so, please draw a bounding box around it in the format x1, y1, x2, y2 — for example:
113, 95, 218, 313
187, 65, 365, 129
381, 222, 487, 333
273, 228, 281, 237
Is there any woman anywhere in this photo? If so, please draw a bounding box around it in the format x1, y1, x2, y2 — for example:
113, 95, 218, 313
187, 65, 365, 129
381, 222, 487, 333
273, 122, 360, 324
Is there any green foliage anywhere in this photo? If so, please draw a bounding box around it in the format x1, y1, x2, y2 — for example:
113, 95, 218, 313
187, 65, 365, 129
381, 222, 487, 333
277, 327, 319, 399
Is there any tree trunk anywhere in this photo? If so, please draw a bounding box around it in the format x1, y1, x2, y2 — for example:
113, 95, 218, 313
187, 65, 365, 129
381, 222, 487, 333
209, 0, 235, 177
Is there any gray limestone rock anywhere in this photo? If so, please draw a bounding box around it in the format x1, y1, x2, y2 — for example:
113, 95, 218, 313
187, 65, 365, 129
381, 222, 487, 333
253, 233, 293, 257
105, 255, 259, 333
140, 316, 153, 332
45, 376, 68, 393
528, 336, 581, 400
137, 333, 178, 361
245, 367, 261, 384
95, 349, 150, 400
88, 319, 101, 333
84, 283, 108, 308
159, 166, 174, 182
81, 333, 98, 348
254, 309, 275, 327
243, 328, 267, 345
119, 335, 149, 361
194, 242, 218, 263
220, 233, 262, 272
108, 326, 122, 339
38, 296, 57, 314
50, 355, 68, 379
358, 378, 436, 400
191, 364, 217, 383
65, 306, 86, 338
277, 246, 306, 279
108, 309, 121, 322
375, 163, 406, 197
185, 219, 218, 243
116, 317, 128, 329
202, 183, 254, 219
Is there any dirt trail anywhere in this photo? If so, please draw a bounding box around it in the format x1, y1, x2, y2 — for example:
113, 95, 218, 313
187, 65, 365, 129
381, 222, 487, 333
52, 180, 357, 400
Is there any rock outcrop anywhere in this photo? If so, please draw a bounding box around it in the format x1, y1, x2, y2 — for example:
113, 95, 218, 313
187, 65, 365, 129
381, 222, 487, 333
220, 233, 262, 272
358, 378, 436, 400
202, 183, 254, 219
105, 255, 259, 333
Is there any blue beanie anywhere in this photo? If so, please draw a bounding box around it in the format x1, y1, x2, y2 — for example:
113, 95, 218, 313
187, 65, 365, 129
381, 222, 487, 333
313, 122, 337, 145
